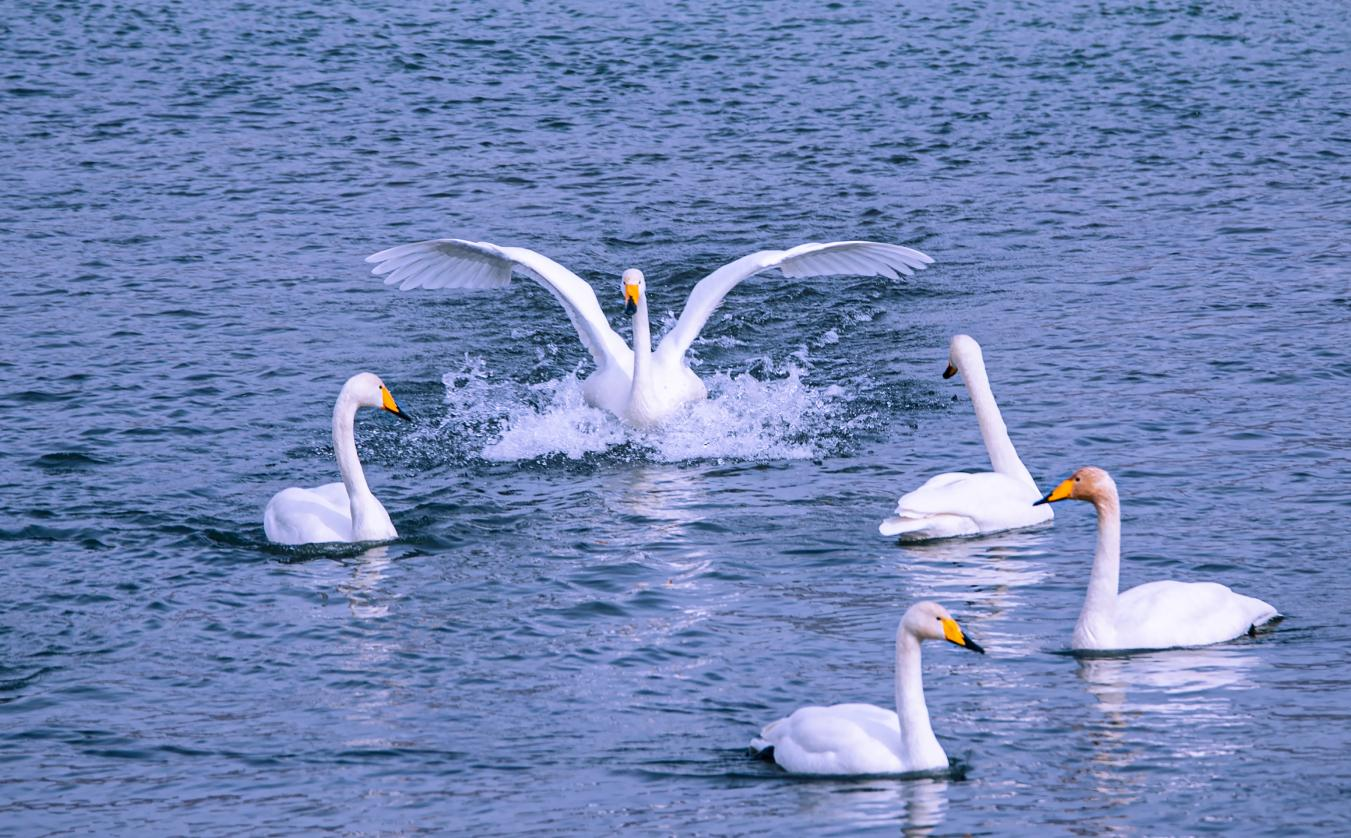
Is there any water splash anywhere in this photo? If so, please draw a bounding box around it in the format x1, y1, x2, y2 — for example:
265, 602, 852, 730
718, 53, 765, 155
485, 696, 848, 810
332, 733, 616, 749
438, 353, 858, 463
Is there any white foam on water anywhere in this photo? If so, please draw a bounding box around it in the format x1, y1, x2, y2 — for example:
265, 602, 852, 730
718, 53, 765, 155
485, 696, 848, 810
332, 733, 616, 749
439, 352, 853, 463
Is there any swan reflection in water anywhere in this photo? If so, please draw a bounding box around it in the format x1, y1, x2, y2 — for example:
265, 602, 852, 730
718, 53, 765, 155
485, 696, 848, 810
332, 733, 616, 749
337, 544, 394, 620
606, 464, 710, 552
581, 464, 719, 667
789, 776, 949, 837
1070, 646, 1262, 819
280, 542, 396, 620
595, 463, 719, 590
890, 528, 1053, 655
1077, 647, 1259, 711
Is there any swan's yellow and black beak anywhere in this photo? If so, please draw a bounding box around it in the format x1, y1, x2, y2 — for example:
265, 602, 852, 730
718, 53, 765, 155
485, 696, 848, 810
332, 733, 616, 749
942, 362, 958, 379
941, 617, 985, 654
1034, 476, 1075, 506
380, 386, 414, 422
624, 282, 640, 316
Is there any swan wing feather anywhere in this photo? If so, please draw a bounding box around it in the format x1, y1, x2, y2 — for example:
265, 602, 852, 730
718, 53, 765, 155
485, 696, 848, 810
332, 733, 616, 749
901, 471, 1047, 520
657, 241, 932, 360
757, 703, 904, 775
367, 238, 630, 370
264, 483, 353, 545
880, 471, 1051, 538
1114, 580, 1280, 649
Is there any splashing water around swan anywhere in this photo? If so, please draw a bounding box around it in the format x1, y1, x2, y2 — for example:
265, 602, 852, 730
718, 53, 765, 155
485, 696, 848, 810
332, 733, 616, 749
438, 353, 864, 463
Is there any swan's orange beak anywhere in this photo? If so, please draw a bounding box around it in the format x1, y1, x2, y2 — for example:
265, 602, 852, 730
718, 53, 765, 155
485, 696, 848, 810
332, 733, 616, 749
1034, 477, 1075, 506
624, 282, 640, 316
380, 386, 413, 422
943, 362, 958, 379
941, 617, 984, 654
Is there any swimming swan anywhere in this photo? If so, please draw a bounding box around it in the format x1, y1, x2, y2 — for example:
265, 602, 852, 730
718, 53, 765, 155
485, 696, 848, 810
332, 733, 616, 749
264, 373, 412, 545
880, 335, 1052, 541
750, 601, 984, 776
1035, 466, 1279, 651
366, 238, 932, 427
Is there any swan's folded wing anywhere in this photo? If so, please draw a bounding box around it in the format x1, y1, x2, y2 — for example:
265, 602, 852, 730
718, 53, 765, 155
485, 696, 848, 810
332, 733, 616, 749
1115, 581, 1279, 648
263, 483, 352, 545
894, 471, 1048, 526
366, 238, 630, 370
657, 241, 933, 360
763, 703, 903, 775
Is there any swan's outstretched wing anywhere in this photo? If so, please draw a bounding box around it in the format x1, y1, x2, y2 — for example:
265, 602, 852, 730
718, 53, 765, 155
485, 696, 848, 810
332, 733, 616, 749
366, 239, 630, 369
656, 241, 933, 360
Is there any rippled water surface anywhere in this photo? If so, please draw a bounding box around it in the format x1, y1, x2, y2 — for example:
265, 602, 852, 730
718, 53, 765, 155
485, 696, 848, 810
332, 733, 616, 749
3, 1, 1349, 834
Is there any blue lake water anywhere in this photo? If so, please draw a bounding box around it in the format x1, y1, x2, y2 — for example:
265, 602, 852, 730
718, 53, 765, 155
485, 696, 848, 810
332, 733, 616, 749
2, 1, 1349, 834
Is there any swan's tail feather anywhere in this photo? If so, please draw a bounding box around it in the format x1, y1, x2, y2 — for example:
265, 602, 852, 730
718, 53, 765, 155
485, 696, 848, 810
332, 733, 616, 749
1248, 613, 1283, 636
750, 717, 785, 758
879, 515, 936, 537
879, 513, 978, 541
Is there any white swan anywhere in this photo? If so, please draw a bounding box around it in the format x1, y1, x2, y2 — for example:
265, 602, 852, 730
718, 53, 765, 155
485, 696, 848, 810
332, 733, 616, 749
880, 335, 1053, 541
750, 601, 984, 776
1035, 466, 1279, 651
263, 373, 412, 545
366, 238, 933, 427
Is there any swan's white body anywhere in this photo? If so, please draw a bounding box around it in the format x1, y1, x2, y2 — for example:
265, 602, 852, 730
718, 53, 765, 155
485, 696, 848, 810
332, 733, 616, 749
263, 373, 410, 546
881, 335, 1052, 541
750, 601, 983, 776
367, 238, 933, 428
1037, 467, 1279, 651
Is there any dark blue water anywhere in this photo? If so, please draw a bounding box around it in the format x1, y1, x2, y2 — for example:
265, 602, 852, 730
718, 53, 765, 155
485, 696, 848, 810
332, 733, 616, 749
3, 1, 1349, 834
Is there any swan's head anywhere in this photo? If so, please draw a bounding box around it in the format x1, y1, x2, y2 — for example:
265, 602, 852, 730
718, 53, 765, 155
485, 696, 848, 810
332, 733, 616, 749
622, 268, 645, 316
1034, 466, 1117, 506
943, 334, 983, 379
902, 601, 985, 654
344, 372, 413, 422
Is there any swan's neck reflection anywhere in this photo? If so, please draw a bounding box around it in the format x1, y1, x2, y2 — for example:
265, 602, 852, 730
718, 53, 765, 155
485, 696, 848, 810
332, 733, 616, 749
339, 545, 393, 619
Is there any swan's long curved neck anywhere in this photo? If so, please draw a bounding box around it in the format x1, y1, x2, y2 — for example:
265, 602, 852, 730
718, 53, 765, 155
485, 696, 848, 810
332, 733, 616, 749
960, 352, 1035, 488
629, 295, 652, 391
332, 394, 373, 511
894, 631, 942, 765
1075, 490, 1122, 647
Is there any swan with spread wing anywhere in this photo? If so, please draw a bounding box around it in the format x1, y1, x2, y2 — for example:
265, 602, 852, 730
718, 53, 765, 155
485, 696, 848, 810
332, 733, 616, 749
366, 238, 933, 427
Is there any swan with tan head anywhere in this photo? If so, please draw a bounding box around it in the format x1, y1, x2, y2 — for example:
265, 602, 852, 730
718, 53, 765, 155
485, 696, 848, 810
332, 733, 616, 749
750, 601, 984, 776
880, 335, 1053, 541
264, 373, 412, 545
1035, 466, 1278, 651
366, 238, 933, 428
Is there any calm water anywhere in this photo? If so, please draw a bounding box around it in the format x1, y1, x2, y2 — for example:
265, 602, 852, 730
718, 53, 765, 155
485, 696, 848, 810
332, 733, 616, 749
3, 1, 1349, 834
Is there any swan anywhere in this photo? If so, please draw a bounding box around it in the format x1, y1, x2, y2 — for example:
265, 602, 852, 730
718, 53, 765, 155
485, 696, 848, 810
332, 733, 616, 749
880, 335, 1053, 541
365, 238, 932, 427
750, 601, 984, 776
1035, 466, 1279, 651
263, 372, 412, 545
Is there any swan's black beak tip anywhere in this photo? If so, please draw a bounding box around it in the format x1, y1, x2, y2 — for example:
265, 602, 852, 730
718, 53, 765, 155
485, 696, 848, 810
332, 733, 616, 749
390, 407, 414, 423
942, 363, 958, 379
624, 298, 637, 316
